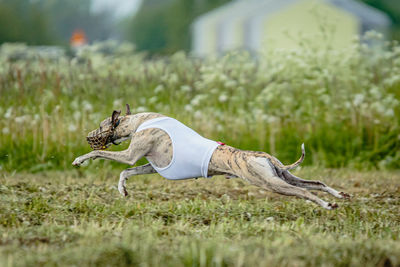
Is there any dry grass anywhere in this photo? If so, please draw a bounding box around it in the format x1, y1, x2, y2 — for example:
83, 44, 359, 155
1, 167, 399, 266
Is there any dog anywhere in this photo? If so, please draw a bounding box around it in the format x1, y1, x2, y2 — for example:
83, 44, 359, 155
72, 104, 350, 209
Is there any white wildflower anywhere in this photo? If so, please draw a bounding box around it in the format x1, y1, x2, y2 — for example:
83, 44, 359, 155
180, 85, 191, 93
82, 100, 93, 112
266, 115, 278, 124
136, 106, 146, 113
218, 94, 228, 103
384, 109, 394, 117
210, 88, 219, 94
4, 107, 12, 119
70, 99, 79, 110
320, 94, 330, 105
2, 127, 10, 135
261, 114, 269, 122
371, 102, 385, 115
154, 84, 164, 94
364, 30, 383, 41
184, 104, 193, 112
218, 74, 228, 82
316, 88, 327, 95
15, 115, 29, 124
73, 111, 81, 121
89, 113, 101, 121
148, 96, 157, 104
191, 94, 207, 106
68, 124, 77, 132
168, 73, 179, 85
224, 80, 237, 88
369, 86, 381, 98
353, 94, 364, 106
194, 110, 202, 119
112, 99, 122, 108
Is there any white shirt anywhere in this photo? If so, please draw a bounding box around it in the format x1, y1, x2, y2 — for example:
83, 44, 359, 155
136, 117, 220, 180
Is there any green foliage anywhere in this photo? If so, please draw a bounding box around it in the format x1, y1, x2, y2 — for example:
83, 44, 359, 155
0, 0, 113, 46
41, 0, 114, 44
0, 35, 400, 172
360, 0, 400, 39
0, 169, 399, 266
0, 0, 54, 45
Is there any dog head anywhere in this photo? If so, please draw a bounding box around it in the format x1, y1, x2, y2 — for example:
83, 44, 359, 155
86, 104, 132, 150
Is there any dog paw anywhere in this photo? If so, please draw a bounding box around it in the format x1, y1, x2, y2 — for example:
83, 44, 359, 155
72, 157, 82, 166
339, 192, 351, 200
118, 185, 129, 197
327, 203, 339, 210
122, 188, 128, 197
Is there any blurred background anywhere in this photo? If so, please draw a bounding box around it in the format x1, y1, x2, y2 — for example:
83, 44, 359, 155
1, 0, 400, 172
0, 0, 398, 54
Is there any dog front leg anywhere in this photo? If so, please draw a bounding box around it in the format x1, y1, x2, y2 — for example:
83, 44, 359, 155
72, 150, 138, 166
72, 131, 154, 166
118, 163, 156, 196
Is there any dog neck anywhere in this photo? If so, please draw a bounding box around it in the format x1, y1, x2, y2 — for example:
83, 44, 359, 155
113, 112, 165, 142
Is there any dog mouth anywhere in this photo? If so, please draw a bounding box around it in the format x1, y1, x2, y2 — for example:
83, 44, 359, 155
86, 128, 114, 150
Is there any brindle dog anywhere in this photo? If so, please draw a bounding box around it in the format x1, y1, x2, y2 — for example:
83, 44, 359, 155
72, 104, 350, 209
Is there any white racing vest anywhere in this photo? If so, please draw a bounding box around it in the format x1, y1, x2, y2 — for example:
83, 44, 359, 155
136, 117, 220, 180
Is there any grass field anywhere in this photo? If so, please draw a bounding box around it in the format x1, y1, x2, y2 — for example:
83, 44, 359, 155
1, 168, 399, 266
1, 36, 400, 266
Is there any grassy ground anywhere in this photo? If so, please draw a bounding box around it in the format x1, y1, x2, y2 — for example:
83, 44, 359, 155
0, 167, 399, 266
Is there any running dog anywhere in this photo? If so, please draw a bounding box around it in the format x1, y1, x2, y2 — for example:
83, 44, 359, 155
72, 104, 350, 209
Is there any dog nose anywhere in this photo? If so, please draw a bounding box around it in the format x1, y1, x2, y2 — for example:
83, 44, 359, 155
87, 129, 98, 138
86, 128, 110, 150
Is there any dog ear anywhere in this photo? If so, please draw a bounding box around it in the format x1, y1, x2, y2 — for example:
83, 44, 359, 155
126, 104, 131, 115
111, 110, 121, 126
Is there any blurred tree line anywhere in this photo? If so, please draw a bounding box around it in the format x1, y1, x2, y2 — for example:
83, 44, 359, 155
362, 0, 400, 40
0, 0, 231, 50
0, 0, 399, 52
0, 0, 112, 45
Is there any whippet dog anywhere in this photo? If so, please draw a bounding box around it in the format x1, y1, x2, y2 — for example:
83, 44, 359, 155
73, 104, 350, 209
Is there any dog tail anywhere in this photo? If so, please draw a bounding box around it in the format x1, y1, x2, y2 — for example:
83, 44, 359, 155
270, 143, 305, 171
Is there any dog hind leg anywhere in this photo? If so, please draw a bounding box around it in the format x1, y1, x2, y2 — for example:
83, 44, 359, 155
278, 170, 350, 199
245, 157, 338, 210
270, 157, 350, 200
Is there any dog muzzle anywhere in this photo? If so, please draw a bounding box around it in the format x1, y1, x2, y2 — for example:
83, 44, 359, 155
86, 128, 113, 150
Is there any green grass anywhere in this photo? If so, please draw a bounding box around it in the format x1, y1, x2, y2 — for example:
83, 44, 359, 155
1, 168, 399, 266
1, 37, 400, 171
